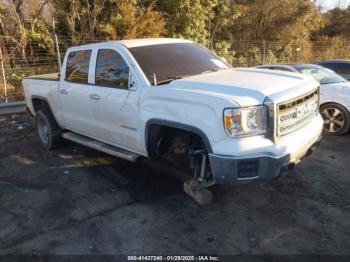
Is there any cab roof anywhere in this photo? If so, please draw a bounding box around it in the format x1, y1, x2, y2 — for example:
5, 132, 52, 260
119, 38, 192, 48
70, 38, 192, 50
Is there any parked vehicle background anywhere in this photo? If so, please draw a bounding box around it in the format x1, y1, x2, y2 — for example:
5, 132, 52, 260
255, 64, 350, 136
316, 60, 350, 81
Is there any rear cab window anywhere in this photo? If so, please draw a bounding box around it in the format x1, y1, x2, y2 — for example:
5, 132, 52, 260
65, 50, 92, 84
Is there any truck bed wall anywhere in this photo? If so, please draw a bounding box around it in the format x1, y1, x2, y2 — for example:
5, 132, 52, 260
22, 78, 64, 127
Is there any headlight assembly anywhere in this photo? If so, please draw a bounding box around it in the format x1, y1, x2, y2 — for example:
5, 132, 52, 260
224, 106, 268, 137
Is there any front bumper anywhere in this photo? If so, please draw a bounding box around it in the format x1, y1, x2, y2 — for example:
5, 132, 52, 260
209, 134, 322, 184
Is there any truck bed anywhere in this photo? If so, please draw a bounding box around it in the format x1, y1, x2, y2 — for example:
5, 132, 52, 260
22, 74, 60, 116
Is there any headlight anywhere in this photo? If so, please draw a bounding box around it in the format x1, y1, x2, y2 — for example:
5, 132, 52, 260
224, 106, 267, 137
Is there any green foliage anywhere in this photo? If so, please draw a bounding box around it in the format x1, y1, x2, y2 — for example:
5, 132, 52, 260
248, 47, 262, 65
235, 55, 248, 67
0, 2, 4, 16
317, 7, 350, 40
231, 0, 324, 43
265, 49, 277, 64
0, 0, 349, 68
50, 0, 166, 41
27, 20, 55, 53
156, 0, 214, 46
214, 41, 235, 64
123, 4, 166, 39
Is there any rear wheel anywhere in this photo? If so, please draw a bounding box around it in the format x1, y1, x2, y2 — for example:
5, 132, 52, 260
320, 103, 350, 135
36, 110, 63, 149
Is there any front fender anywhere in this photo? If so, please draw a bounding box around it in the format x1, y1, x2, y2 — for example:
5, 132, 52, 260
139, 88, 236, 154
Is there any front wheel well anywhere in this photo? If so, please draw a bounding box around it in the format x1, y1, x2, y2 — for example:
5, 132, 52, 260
146, 123, 211, 159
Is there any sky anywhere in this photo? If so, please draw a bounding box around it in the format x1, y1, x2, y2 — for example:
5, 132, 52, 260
316, 0, 350, 10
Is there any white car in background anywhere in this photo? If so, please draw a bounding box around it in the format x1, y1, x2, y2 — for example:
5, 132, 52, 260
255, 64, 350, 135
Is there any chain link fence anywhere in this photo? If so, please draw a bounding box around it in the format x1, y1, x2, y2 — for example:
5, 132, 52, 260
227, 40, 350, 67
0, 64, 59, 103
1, 38, 350, 104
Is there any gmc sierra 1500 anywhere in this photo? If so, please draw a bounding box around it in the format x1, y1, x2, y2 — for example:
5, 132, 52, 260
23, 38, 323, 205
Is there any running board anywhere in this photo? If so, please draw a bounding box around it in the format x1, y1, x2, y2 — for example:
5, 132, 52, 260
62, 132, 140, 162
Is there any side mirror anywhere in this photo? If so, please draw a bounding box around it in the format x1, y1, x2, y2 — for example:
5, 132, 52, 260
129, 73, 137, 91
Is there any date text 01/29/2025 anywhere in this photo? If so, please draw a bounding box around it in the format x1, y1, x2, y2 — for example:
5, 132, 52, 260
127, 255, 220, 261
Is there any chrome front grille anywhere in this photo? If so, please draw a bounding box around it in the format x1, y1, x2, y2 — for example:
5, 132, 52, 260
276, 89, 319, 137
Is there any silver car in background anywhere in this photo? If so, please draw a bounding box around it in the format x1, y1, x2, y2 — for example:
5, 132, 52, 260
255, 64, 350, 135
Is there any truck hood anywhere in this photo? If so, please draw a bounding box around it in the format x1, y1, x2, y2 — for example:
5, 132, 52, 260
168, 68, 318, 107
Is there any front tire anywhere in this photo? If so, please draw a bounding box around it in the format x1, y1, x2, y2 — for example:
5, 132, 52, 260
35, 110, 63, 149
320, 103, 350, 136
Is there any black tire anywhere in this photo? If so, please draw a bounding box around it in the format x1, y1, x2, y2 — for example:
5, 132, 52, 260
320, 103, 350, 136
35, 109, 63, 149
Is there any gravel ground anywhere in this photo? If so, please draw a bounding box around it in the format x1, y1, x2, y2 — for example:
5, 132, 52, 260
0, 114, 349, 256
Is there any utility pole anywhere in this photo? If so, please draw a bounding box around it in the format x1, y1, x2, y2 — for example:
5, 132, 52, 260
0, 47, 7, 103
262, 39, 266, 65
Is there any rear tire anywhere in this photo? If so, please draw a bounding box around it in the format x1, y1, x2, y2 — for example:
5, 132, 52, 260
35, 110, 63, 150
320, 103, 350, 136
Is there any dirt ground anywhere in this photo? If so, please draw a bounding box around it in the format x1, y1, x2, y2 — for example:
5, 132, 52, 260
0, 113, 349, 256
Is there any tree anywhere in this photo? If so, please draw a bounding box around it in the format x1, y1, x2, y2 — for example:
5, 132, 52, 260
232, 0, 324, 42
51, 0, 166, 43
100, 0, 165, 39
316, 7, 350, 39
50, 0, 107, 44
0, 0, 52, 64
155, 0, 215, 46
0, 0, 27, 61
208, 0, 240, 49
123, 3, 165, 39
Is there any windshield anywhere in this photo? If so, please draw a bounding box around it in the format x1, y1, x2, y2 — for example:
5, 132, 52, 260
129, 43, 230, 85
296, 65, 346, 85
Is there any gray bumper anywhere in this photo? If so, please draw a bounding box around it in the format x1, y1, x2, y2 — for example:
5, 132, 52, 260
208, 136, 322, 185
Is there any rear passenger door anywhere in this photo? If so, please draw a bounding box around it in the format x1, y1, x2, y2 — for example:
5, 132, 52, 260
59, 49, 97, 136
90, 47, 142, 152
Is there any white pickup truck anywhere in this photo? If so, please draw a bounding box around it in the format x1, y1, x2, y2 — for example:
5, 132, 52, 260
23, 38, 323, 204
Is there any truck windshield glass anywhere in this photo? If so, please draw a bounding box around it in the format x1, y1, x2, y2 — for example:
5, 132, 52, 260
129, 43, 230, 85
295, 65, 346, 85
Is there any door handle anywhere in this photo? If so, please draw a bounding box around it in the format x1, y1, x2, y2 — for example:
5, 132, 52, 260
89, 94, 101, 100
59, 89, 68, 94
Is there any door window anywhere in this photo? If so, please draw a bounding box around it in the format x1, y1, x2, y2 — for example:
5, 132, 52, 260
66, 50, 92, 84
95, 49, 129, 89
